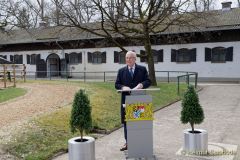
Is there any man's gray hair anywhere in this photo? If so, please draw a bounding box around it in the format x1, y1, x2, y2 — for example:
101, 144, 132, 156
126, 51, 137, 57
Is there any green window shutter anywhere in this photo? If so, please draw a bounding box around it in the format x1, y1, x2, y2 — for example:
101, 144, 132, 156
190, 48, 196, 62
114, 51, 119, 63
88, 52, 92, 63
226, 47, 233, 61
171, 49, 177, 62
27, 55, 30, 64
10, 55, 13, 62
102, 52, 106, 63
78, 53, 82, 63
205, 48, 212, 61
158, 50, 163, 62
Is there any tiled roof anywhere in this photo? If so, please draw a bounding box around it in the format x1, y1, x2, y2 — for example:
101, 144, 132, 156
0, 7, 240, 45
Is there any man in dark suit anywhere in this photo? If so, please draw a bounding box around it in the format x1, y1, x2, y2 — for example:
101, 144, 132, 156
115, 50, 151, 151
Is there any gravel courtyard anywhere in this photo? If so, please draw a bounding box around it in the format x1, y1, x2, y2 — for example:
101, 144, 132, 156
0, 82, 80, 159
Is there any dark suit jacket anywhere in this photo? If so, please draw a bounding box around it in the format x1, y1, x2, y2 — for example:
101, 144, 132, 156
115, 64, 151, 123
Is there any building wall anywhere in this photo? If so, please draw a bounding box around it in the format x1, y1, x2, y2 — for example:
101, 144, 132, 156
0, 41, 240, 80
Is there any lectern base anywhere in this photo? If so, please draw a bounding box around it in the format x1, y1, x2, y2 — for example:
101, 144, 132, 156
127, 121, 153, 158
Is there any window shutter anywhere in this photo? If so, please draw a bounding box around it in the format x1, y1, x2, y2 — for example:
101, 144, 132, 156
140, 50, 146, 62
20, 55, 23, 64
102, 52, 106, 63
78, 53, 82, 63
27, 55, 30, 64
190, 48, 196, 62
10, 55, 13, 62
31, 54, 36, 64
205, 48, 211, 61
158, 50, 163, 62
37, 54, 41, 60
171, 49, 177, 62
88, 52, 92, 63
114, 51, 119, 63
36, 54, 41, 64
226, 47, 233, 61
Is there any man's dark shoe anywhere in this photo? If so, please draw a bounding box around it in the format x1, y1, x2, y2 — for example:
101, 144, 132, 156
120, 144, 128, 151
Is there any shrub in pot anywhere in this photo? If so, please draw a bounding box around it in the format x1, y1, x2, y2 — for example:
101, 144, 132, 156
69, 89, 95, 160
180, 85, 207, 154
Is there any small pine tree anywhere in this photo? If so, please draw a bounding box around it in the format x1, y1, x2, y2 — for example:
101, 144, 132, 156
181, 85, 204, 133
70, 89, 92, 141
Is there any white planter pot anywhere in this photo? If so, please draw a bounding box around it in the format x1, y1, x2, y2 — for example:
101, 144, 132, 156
68, 136, 95, 160
183, 129, 208, 154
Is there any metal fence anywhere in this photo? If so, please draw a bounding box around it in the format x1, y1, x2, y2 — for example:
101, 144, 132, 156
24, 70, 198, 93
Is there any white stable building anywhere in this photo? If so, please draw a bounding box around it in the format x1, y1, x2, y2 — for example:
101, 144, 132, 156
0, 2, 240, 82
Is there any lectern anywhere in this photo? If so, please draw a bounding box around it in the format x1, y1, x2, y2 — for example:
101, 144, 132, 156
117, 88, 160, 159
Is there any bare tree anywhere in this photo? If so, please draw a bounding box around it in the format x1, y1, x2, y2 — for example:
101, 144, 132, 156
192, 0, 214, 11
1, 0, 209, 85
0, 0, 46, 29
58, 0, 199, 85
0, 0, 8, 30
238, 0, 240, 7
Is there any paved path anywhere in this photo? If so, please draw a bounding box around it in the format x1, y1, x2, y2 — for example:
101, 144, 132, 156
53, 84, 240, 160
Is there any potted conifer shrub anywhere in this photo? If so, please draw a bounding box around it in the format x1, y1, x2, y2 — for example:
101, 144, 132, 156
68, 89, 95, 160
180, 85, 208, 154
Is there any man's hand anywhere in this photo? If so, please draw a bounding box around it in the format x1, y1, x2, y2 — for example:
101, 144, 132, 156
122, 86, 131, 90
133, 83, 143, 90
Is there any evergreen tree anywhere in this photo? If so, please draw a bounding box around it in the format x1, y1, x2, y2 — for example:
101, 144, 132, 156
181, 85, 204, 133
70, 89, 92, 141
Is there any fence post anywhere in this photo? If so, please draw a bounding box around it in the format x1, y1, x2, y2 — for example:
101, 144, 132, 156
167, 72, 170, 83
23, 64, 26, 82
13, 64, 16, 87
84, 72, 86, 82
104, 72, 105, 82
35, 72, 37, 80
49, 71, 51, 80
177, 76, 180, 95
66, 71, 69, 81
3, 64, 6, 88
187, 74, 189, 87
195, 73, 198, 88
186, 72, 189, 85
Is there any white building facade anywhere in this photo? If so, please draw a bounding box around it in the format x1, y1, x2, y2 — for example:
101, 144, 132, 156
0, 40, 239, 81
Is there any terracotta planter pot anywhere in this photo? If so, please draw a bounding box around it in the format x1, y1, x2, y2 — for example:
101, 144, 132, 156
68, 136, 95, 160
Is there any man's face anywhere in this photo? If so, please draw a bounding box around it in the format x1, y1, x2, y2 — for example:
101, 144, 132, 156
126, 53, 136, 67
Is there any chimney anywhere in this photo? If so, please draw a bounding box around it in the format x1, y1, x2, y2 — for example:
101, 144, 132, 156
39, 21, 48, 28
221, 1, 232, 11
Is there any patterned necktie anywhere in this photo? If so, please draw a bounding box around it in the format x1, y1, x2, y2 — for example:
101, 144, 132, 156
129, 68, 134, 78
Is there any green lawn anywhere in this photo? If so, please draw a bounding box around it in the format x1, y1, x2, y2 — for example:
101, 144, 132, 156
5, 81, 187, 160
0, 87, 27, 103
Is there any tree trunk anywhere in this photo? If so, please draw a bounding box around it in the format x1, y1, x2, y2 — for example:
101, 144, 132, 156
80, 130, 83, 142
193, 0, 198, 12
143, 24, 157, 86
56, 0, 60, 25
190, 122, 194, 133
41, 0, 44, 21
